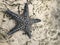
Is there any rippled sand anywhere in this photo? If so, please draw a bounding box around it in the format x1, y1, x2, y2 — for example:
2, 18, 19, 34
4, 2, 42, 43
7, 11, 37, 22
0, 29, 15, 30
0, 0, 60, 45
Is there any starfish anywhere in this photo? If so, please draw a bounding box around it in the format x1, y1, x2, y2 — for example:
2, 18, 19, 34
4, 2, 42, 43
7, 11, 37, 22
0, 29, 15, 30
4, 2, 41, 38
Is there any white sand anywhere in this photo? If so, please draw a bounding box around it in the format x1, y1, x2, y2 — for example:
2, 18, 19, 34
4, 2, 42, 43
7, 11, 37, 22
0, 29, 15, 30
0, 0, 60, 45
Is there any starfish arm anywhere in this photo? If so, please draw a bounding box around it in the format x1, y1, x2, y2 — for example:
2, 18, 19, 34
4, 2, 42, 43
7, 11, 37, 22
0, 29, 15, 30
5, 9, 22, 21
23, 25, 31, 38
7, 24, 23, 35
30, 19, 41, 24
22, 3, 29, 17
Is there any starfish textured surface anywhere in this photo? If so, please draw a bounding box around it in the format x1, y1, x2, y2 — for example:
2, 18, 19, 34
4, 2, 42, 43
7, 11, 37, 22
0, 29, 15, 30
4, 3, 41, 38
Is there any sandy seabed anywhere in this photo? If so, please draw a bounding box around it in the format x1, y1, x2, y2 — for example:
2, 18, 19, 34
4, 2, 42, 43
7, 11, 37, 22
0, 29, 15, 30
0, 0, 60, 45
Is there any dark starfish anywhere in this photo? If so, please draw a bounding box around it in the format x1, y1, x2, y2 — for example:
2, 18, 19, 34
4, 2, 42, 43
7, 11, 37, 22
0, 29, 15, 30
3, 2, 41, 38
